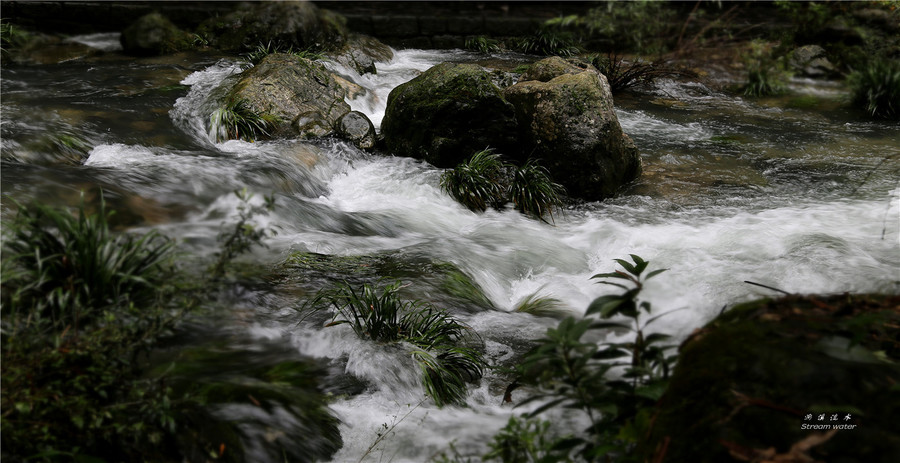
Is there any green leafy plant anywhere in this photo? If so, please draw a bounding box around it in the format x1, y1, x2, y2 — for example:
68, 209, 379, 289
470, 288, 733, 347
209, 97, 280, 143
514, 292, 566, 318
211, 188, 277, 279
0, 195, 184, 461
578, 1, 676, 55
440, 149, 508, 213
512, 255, 676, 461
588, 53, 693, 94
483, 416, 574, 463
466, 36, 502, 54
742, 39, 791, 97
507, 160, 565, 224
310, 281, 485, 407
516, 25, 580, 57
242, 40, 326, 68
848, 58, 900, 119
441, 149, 565, 223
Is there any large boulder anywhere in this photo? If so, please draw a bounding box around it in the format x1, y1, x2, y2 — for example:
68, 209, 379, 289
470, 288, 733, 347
336, 111, 377, 150
196, 1, 348, 52
120, 12, 191, 56
788, 45, 837, 78
639, 294, 900, 462
503, 60, 641, 200
381, 62, 519, 167
226, 53, 351, 137
332, 34, 394, 75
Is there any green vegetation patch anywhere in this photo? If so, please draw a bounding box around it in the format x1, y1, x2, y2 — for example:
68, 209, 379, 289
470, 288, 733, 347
848, 58, 900, 119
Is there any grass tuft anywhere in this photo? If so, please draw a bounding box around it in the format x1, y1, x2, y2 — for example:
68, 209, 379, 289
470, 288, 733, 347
848, 58, 900, 119
209, 97, 280, 143
515, 26, 580, 57
311, 281, 485, 407
507, 160, 565, 224
242, 40, 326, 68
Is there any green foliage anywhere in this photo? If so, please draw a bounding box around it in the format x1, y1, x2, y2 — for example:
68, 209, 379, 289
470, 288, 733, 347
242, 40, 326, 68
466, 36, 502, 54
742, 40, 791, 97
0, 196, 183, 461
440, 149, 565, 223
578, 1, 676, 55
440, 149, 508, 213
209, 97, 280, 143
211, 188, 276, 279
848, 58, 900, 119
588, 53, 692, 94
1, 18, 29, 52
1, 194, 174, 333
484, 416, 574, 463
774, 0, 835, 44
514, 293, 566, 319
516, 26, 580, 57
310, 281, 485, 406
508, 160, 565, 224
512, 255, 676, 461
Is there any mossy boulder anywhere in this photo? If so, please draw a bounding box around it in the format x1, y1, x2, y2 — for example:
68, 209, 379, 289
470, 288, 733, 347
332, 34, 394, 75
519, 56, 590, 82
381, 62, 519, 168
639, 293, 900, 462
120, 12, 192, 56
196, 1, 348, 53
226, 53, 350, 137
504, 61, 641, 200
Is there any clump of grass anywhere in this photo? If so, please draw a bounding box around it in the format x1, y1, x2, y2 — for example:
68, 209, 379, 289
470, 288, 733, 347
466, 36, 502, 54
441, 149, 565, 223
508, 160, 564, 224
242, 40, 326, 68
588, 53, 694, 94
515, 26, 580, 57
514, 293, 566, 318
1, 195, 182, 461
2, 194, 174, 331
742, 40, 791, 97
440, 149, 507, 213
848, 58, 900, 119
209, 97, 279, 142
311, 281, 485, 407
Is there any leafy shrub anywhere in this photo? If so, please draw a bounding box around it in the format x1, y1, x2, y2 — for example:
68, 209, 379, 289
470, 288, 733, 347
0, 196, 182, 461
483, 416, 572, 463
441, 149, 565, 223
311, 281, 485, 407
466, 36, 502, 54
572, 1, 676, 55
742, 40, 791, 97
511, 255, 676, 461
209, 97, 280, 142
848, 58, 900, 119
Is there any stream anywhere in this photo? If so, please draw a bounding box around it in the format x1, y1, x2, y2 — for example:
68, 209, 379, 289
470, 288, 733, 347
2, 39, 898, 462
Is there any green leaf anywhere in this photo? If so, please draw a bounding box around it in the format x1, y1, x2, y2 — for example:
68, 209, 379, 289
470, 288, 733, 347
645, 268, 668, 279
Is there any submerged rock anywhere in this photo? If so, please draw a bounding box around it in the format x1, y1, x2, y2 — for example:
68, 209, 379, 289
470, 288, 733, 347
504, 58, 641, 200
639, 293, 900, 462
336, 111, 377, 150
120, 12, 192, 56
226, 53, 350, 137
196, 0, 348, 52
381, 62, 519, 167
332, 34, 394, 75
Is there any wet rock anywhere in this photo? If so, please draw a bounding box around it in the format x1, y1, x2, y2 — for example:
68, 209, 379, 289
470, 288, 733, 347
381, 62, 518, 167
520, 55, 590, 82
294, 111, 334, 139
227, 53, 350, 136
196, 0, 348, 52
504, 59, 641, 200
638, 293, 900, 463
336, 111, 377, 150
789, 45, 837, 78
120, 12, 191, 56
2, 29, 101, 65
332, 34, 394, 75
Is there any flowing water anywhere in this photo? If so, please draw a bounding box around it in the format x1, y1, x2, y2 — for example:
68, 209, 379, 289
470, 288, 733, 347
2, 39, 899, 462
